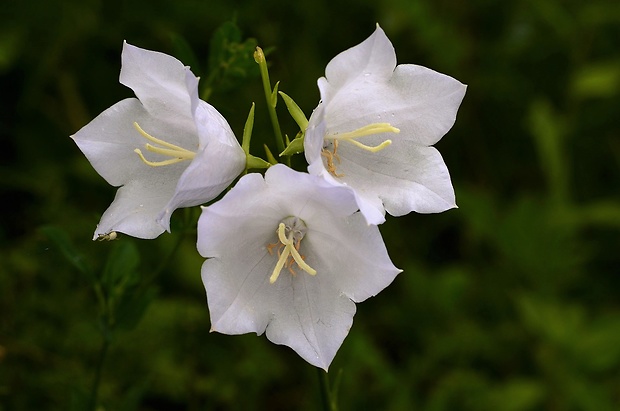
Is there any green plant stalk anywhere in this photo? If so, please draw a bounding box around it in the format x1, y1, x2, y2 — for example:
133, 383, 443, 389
318, 369, 339, 411
89, 338, 110, 411
254, 47, 286, 156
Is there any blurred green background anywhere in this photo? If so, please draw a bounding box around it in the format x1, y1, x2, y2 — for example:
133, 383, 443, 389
2, 0, 620, 410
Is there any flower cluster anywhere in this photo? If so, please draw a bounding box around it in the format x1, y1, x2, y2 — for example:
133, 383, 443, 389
72, 26, 466, 370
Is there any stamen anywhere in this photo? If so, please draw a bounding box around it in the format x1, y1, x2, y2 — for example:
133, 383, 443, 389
133, 122, 196, 167
269, 222, 316, 284
332, 139, 341, 163
321, 147, 344, 177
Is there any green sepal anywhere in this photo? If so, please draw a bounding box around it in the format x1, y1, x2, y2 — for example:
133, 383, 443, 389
246, 153, 272, 170
263, 144, 278, 165
271, 81, 280, 108
279, 91, 308, 131
241, 102, 255, 153
280, 132, 305, 156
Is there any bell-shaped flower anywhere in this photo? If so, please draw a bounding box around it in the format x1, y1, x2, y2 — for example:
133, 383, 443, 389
71, 42, 245, 239
197, 164, 401, 370
304, 25, 467, 225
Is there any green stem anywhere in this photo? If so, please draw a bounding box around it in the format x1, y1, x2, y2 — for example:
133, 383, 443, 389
89, 324, 111, 411
254, 47, 286, 157
318, 369, 339, 411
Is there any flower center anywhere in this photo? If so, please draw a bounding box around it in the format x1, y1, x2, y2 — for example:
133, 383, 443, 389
133, 122, 196, 167
266, 216, 316, 284
321, 122, 399, 177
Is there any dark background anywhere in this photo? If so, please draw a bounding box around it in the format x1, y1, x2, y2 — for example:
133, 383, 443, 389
2, 0, 619, 409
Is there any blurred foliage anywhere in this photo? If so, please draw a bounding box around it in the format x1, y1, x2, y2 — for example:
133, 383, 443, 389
1, 0, 619, 410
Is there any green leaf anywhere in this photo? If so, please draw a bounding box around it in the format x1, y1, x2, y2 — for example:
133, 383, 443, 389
202, 20, 259, 99
574, 316, 620, 372
571, 61, 620, 99
515, 294, 585, 344
114, 285, 157, 332
485, 380, 544, 411
40, 226, 93, 278
527, 98, 568, 203
101, 241, 140, 291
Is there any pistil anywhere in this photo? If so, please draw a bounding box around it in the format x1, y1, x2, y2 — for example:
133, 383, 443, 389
268, 220, 316, 284
133, 122, 196, 167
328, 122, 399, 152
322, 122, 399, 177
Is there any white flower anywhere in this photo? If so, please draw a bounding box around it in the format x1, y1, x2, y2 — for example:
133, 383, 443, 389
197, 164, 401, 370
304, 25, 467, 225
71, 42, 245, 239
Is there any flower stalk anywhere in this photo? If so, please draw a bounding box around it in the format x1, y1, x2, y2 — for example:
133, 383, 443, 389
254, 46, 287, 160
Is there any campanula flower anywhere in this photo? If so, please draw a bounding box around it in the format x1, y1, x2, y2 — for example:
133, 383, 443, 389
305, 26, 466, 224
197, 165, 401, 369
71, 42, 245, 239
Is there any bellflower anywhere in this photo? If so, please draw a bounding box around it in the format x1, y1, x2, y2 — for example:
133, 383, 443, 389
197, 164, 401, 370
71, 42, 245, 239
304, 26, 467, 225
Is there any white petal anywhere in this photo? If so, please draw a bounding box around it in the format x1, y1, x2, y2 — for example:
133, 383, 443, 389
157, 101, 245, 231
264, 273, 357, 370
120, 42, 198, 133
305, 212, 401, 303
201, 236, 280, 334
322, 64, 466, 147
336, 141, 456, 215
201, 252, 356, 370
197, 166, 359, 258
352, 191, 386, 225
321, 25, 396, 100
71, 98, 193, 187
70, 98, 149, 186
197, 173, 279, 258
94, 176, 177, 239
264, 164, 359, 219
304, 104, 328, 175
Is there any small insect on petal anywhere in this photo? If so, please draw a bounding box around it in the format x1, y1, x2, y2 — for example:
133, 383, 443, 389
97, 231, 118, 241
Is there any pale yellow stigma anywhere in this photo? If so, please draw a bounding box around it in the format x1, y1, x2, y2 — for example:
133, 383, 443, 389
322, 122, 399, 177
133, 122, 196, 167
268, 222, 316, 284
329, 123, 399, 152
